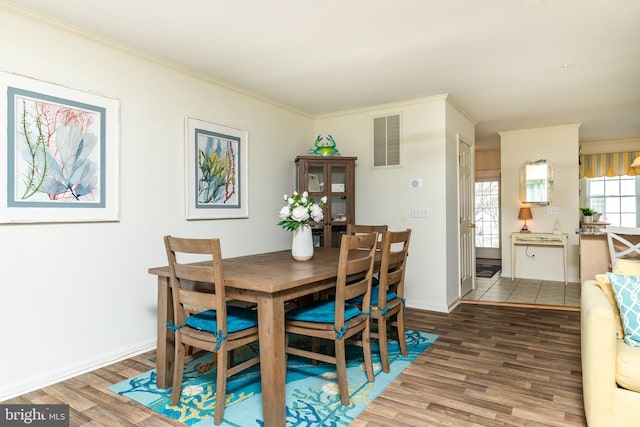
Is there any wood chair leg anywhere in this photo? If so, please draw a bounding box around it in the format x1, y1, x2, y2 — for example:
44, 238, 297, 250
377, 316, 390, 373
362, 324, 374, 381
171, 341, 186, 406
311, 337, 320, 365
335, 339, 350, 405
396, 312, 408, 356
214, 348, 228, 425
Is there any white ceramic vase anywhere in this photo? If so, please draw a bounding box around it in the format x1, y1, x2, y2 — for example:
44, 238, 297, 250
291, 225, 314, 261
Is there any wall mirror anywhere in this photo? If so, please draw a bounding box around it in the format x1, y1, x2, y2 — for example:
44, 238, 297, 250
520, 159, 553, 205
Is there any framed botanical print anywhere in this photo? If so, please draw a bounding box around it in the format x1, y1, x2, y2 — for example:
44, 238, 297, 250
0, 71, 119, 223
185, 117, 248, 219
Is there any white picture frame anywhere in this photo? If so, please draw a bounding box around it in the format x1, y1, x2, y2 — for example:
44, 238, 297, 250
0, 70, 120, 223
185, 117, 248, 220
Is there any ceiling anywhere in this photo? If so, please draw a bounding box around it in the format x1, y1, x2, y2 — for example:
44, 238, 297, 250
6, 0, 640, 151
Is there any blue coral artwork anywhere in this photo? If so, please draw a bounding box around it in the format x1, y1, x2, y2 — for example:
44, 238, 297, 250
10, 90, 102, 205
0, 70, 119, 223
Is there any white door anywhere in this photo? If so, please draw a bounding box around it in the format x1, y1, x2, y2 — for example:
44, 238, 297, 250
459, 137, 475, 297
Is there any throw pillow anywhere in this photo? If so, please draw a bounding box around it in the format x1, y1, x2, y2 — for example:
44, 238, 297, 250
606, 273, 640, 347
595, 274, 624, 339
613, 258, 640, 275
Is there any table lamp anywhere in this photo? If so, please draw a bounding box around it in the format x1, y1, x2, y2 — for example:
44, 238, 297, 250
518, 207, 532, 233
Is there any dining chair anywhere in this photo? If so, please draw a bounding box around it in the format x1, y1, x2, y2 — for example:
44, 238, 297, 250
346, 224, 388, 282
606, 227, 640, 269
370, 229, 412, 373
163, 236, 260, 425
284, 232, 378, 405
346, 224, 388, 247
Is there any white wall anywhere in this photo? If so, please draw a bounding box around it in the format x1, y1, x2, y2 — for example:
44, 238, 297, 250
500, 124, 581, 282
0, 7, 313, 400
314, 95, 475, 312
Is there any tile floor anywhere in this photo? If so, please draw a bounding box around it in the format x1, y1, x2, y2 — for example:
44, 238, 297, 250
463, 260, 581, 308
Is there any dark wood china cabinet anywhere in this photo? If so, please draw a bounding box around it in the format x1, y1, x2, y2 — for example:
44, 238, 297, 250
295, 156, 356, 248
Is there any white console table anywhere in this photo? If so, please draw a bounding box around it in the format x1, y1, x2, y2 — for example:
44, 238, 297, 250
511, 232, 569, 284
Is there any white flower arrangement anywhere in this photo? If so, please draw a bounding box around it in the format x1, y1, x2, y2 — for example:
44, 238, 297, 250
278, 191, 327, 231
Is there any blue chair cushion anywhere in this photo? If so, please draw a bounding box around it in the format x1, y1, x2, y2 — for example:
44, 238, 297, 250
350, 288, 398, 306
286, 300, 362, 323
184, 305, 258, 333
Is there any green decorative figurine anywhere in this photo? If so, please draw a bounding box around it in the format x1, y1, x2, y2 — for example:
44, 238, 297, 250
309, 135, 340, 156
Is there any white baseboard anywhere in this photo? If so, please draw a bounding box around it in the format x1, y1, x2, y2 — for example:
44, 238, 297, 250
405, 300, 450, 313
0, 339, 156, 402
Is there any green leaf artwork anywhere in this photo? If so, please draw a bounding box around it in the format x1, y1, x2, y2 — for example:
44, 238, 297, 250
197, 137, 236, 204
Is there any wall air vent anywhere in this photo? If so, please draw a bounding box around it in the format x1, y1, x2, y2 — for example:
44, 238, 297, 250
373, 114, 400, 167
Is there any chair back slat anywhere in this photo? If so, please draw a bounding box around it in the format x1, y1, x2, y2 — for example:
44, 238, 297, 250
174, 263, 217, 283
177, 288, 218, 312
347, 224, 388, 251
344, 276, 369, 301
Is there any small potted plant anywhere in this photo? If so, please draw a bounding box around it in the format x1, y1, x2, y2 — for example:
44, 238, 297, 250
580, 207, 595, 223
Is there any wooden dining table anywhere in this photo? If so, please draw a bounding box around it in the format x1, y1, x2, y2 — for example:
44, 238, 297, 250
148, 247, 344, 427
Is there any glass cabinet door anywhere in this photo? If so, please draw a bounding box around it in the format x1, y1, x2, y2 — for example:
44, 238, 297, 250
329, 165, 348, 247
296, 156, 356, 248
329, 165, 347, 223
307, 166, 324, 193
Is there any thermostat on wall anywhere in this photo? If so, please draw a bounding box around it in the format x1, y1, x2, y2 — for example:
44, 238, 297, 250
410, 178, 423, 188
331, 183, 345, 192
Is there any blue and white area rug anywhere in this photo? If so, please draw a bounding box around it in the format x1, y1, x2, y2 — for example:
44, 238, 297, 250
109, 330, 437, 426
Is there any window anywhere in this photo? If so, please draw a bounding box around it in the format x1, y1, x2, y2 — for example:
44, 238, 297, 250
583, 175, 639, 226
372, 114, 400, 167
475, 180, 500, 248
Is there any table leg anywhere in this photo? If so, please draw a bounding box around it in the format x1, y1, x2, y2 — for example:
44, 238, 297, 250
256, 294, 287, 427
511, 240, 516, 280
156, 276, 174, 389
563, 244, 568, 285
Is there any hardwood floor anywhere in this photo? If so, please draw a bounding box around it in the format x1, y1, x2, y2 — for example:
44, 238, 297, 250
357, 305, 585, 426
3, 305, 585, 426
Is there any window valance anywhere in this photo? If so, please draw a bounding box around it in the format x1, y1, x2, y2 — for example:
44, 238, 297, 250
579, 151, 640, 178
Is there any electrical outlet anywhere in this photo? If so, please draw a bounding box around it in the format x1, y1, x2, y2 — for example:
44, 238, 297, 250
411, 208, 429, 218
547, 206, 560, 215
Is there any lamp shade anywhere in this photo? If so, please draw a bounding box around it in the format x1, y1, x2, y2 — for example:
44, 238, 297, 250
632, 156, 640, 168
518, 207, 533, 220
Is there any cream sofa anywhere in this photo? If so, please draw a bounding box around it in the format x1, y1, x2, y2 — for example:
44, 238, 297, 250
581, 275, 640, 426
